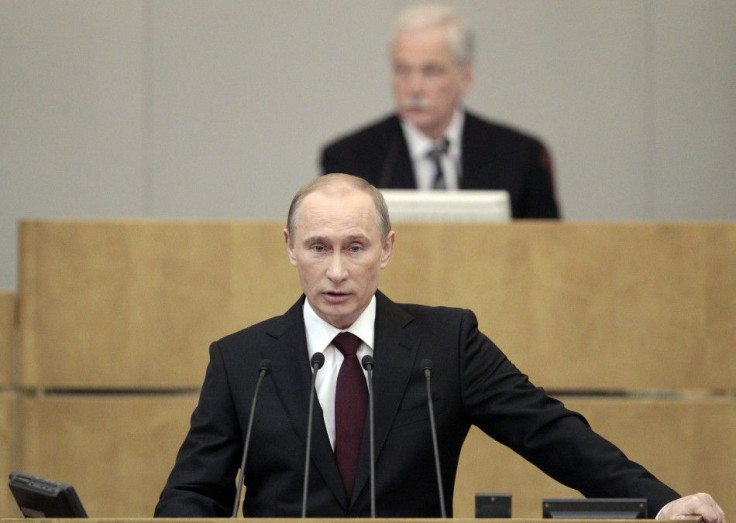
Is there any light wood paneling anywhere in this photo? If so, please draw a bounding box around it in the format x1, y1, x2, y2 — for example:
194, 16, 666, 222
384, 222, 736, 390
16, 395, 735, 519
18, 221, 300, 388
19, 221, 735, 389
0, 292, 15, 387
1, 393, 20, 517
0, 292, 17, 517
18, 394, 199, 518
454, 398, 736, 519
0, 519, 597, 523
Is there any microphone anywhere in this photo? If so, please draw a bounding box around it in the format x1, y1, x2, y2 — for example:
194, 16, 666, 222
361, 354, 376, 518
232, 359, 272, 517
301, 352, 325, 518
421, 359, 446, 518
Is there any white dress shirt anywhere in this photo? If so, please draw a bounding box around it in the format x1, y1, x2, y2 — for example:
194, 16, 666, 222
401, 108, 464, 190
303, 296, 375, 450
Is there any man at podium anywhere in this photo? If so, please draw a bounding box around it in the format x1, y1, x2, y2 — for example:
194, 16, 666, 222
155, 174, 723, 521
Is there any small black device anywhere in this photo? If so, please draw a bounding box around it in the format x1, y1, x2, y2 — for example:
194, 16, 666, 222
475, 492, 512, 518
8, 472, 88, 518
542, 498, 647, 519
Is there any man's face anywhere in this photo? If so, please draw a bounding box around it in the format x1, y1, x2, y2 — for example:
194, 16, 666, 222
284, 184, 394, 329
391, 25, 472, 139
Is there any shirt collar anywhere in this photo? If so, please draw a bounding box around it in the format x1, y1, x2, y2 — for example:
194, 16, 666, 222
401, 108, 465, 161
303, 295, 376, 356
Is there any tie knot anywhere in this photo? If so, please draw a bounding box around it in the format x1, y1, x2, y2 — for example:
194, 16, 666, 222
333, 332, 361, 357
428, 137, 449, 159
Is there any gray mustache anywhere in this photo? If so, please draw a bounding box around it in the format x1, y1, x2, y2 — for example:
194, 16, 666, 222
400, 97, 433, 111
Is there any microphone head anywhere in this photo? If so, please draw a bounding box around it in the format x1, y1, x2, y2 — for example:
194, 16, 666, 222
361, 354, 374, 370
259, 359, 272, 375
421, 359, 433, 371
311, 352, 325, 370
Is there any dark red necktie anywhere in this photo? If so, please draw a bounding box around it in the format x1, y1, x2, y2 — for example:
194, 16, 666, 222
333, 331, 367, 500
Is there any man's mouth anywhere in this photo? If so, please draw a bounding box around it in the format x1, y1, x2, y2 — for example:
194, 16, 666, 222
402, 97, 432, 112
323, 291, 351, 304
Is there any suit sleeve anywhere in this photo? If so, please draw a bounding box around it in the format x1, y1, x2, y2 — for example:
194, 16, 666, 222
456, 309, 678, 516
154, 341, 241, 517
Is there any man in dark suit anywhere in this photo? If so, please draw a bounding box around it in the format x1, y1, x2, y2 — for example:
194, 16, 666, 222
320, 4, 560, 219
155, 173, 724, 521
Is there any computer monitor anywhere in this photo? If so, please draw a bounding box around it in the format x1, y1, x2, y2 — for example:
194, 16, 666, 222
9, 472, 88, 518
542, 498, 647, 519
380, 190, 511, 223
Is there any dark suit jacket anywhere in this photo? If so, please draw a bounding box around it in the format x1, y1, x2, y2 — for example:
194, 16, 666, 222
155, 292, 677, 518
320, 112, 560, 219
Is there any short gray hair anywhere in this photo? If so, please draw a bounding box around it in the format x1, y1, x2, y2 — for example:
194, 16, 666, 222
392, 4, 475, 65
286, 173, 392, 243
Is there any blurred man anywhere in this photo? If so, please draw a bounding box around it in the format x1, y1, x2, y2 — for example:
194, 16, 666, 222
320, 4, 560, 218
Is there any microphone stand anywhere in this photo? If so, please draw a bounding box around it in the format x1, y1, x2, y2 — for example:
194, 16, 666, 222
361, 355, 376, 518
301, 352, 325, 518
232, 359, 271, 517
422, 359, 446, 518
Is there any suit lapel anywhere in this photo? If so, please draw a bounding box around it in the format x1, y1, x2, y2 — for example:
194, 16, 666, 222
379, 117, 416, 189
351, 291, 419, 504
462, 110, 514, 191
461, 112, 488, 189
263, 297, 348, 509
265, 293, 420, 509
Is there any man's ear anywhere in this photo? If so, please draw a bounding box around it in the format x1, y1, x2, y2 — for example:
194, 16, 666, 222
380, 230, 396, 268
460, 63, 473, 96
283, 229, 297, 266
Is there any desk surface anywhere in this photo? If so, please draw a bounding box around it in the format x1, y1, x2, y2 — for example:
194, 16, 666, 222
0, 518, 664, 523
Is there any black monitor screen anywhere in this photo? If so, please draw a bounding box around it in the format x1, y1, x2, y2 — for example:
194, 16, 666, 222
8, 472, 88, 518
542, 498, 647, 519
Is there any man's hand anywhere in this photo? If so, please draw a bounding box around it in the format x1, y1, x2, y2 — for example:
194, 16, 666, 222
657, 493, 725, 523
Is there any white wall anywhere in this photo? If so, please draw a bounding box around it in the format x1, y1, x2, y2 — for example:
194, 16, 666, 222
2, 0, 735, 290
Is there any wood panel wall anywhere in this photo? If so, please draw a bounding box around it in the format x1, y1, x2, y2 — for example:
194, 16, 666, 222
18, 221, 299, 388
1, 292, 18, 517
0, 291, 14, 387
455, 398, 735, 518
7, 220, 734, 518
0, 392, 18, 517
16, 394, 198, 517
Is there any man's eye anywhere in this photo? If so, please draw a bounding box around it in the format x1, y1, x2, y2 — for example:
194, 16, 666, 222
311, 245, 325, 253
349, 245, 363, 253
394, 65, 411, 76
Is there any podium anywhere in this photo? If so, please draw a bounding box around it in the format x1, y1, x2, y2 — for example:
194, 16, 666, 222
0, 221, 734, 518
0, 520, 668, 523
0, 520, 666, 523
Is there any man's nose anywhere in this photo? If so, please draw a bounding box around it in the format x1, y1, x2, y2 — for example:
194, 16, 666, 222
407, 71, 425, 93
326, 253, 348, 281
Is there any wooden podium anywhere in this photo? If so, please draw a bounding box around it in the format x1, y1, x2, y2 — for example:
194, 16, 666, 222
0, 221, 733, 518
0, 519, 665, 523
0, 518, 668, 523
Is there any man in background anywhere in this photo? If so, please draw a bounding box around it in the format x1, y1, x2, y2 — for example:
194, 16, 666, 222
320, 3, 560, 219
